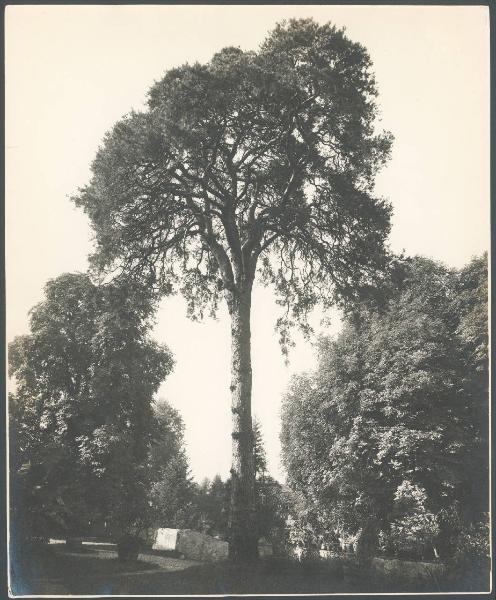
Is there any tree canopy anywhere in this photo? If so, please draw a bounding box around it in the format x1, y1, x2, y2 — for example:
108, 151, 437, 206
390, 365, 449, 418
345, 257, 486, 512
281, 254, 488, 559
74, 18, 392, 338
9, 273, 173, 541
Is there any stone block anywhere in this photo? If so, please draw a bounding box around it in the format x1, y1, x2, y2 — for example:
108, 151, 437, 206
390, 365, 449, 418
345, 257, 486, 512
258, 538, 274, 557
176, 529, 229, 562
152, 528, 179, 551
372, 557, 447, 581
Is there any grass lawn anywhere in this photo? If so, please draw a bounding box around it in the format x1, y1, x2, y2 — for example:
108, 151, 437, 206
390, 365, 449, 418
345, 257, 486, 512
9, 543, 490, 596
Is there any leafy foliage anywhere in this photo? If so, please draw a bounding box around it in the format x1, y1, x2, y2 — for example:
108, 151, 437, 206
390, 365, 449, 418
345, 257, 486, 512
73, 18, 392, 342
194, 475, 231, 537
384, 481, 439, 559
252, 420, 290, 545
281, 254, 488, 559
452, 518, 490, 567
149, 400, 198, 529
9, 273, 173, 540
252, 417, 269, 477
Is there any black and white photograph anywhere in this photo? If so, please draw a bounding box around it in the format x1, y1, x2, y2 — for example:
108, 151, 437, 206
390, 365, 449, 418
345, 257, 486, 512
5, 4, 491, 596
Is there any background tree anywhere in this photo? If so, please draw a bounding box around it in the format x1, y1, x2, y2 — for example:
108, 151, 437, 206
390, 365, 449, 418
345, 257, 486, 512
9, 273, 173, 546
74, 18, 392, 560
252, 418, 267, 481
281, 254, 488, 561
149, 400, 198, 529
9, 274, 102, 543
193, 476, 230, 537
187, 421, 291, 548
252, 419, 290, 550
450, 254, 489, 519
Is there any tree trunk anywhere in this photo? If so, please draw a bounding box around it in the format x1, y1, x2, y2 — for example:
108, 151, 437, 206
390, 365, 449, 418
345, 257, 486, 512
227, 284, 258, 562
355, 520, 378, 567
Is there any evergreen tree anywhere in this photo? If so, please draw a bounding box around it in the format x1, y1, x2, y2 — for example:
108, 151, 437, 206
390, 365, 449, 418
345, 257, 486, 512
74, 19, 392, 559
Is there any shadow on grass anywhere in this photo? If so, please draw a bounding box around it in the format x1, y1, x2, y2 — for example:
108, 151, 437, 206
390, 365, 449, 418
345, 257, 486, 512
9, 546, 491, 596
9, 544, 157, 596
130, 558, 486, 595
9, 549, 358, 595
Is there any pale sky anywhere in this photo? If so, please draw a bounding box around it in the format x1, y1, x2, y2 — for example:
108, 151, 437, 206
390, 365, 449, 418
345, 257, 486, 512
6, 5, 490, 483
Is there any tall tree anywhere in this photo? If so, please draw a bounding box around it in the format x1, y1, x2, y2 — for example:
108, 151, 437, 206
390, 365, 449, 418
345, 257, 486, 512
74, 19, 392, 560
281, 255, 489, 559
9, 274, 99, 541
9, 274, 173, 542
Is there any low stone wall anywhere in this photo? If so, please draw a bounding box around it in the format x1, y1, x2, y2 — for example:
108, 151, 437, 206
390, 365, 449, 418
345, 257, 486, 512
151, 528, 229, 561
176, 530, 229, 562
372, 557, 447, 581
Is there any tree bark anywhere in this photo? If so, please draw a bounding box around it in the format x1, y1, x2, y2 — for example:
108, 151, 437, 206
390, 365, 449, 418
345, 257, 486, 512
227, 282, 258, 562
355, 520, 378, 567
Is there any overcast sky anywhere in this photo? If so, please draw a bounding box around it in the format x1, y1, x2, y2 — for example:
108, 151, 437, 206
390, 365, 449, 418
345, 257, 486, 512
6, 5, 489, 483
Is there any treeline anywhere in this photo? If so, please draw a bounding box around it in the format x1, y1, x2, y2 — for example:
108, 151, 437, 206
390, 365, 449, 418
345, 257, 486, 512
9, 253, 489, 572
187, 421, 289, 550
281, 254, 488, 566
